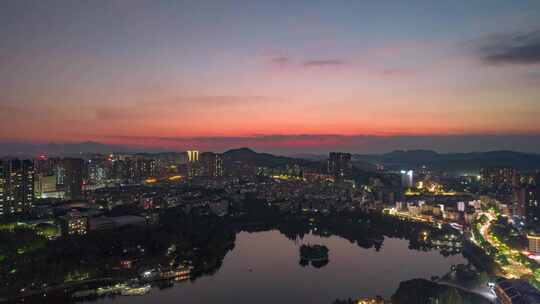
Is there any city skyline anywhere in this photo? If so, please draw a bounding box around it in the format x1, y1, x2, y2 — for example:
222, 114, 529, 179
3, 2, 540, 302
2, 1, 540, 153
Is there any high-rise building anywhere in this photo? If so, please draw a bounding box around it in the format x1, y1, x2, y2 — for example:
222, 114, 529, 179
88, 159, 110, 186
525, 186, 540, 227
0, 164, 6, 217
126, 157, 156, 183
187, 150, 199, 162
63, 158, 84, 200
328, 152, 352, 179
400, 170, 414, 188
34, 155, 55, 176
34, 174, 62, 198
186, 150, 201, 177
56, 163, 66, 186
480, 167, 518, 190
513, 187, 527, 217
0, 159, 35, 217
200, 152, 224, 177
111, 158, 128, 181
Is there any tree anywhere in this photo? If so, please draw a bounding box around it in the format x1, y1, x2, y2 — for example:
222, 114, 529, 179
436, 287, 463, 304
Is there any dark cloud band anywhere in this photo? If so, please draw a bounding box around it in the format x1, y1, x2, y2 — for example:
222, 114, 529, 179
478, 29, 540, 65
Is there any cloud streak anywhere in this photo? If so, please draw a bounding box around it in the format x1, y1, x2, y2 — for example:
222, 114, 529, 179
268, 56, 345, 68
381, 68, 416, 77
477, 29, 540, 65
90, 95, 278, 121
270, 56, 291, 66
267, 55, 415, 77
175, 95, 275, 106
302, 59, 345, 67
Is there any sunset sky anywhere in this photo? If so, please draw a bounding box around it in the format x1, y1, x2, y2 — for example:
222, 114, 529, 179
1, 1, 540, 153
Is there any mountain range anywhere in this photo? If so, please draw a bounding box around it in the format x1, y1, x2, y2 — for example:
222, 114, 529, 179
353, 150, 540, 172
1, 141, 540, 172
0, 141, 158, 157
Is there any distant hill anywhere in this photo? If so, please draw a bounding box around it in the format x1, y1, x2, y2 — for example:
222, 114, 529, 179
289, 153, 328, 161
0, 141, 153, 157
380, 149, 439, 162
2, 141, 539, 172
354, 150, 540, 172
43, 141, 142, 155
223, 147, 320, 168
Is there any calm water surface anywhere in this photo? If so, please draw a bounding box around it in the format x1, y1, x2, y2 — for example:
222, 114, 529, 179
95, 230, 465, 304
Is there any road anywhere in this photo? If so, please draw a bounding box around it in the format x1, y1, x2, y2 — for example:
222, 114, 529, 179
478, 212, 532, 278
437, 280, 497, 303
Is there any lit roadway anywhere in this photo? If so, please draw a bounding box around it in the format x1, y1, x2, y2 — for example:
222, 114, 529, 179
385, 208, 498, 302
436, 280, 497, 303
477, 212, 532, 279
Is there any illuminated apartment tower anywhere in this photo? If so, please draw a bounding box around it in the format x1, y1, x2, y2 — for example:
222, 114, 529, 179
126, 157, 156, 183
480, 167, 518, 189
328, 152, 352, 180
187, 150, 199, 162
200, 152, 224, 177
400, 170, 414, 188
0, 164, 6, 217
525, 186, 540, 227
0, 160, 35, 217
186, 150, 201, 177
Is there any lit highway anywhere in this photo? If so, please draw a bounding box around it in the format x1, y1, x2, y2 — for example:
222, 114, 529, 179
477, 212, 533, 279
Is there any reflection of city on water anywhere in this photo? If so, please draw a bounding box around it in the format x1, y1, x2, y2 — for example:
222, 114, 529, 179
2, 211, 475, 303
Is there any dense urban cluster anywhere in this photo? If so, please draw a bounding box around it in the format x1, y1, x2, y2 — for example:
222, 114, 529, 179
1, 148, 540, 303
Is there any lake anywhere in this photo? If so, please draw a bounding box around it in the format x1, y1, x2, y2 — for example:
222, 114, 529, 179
93, 229, 466, 304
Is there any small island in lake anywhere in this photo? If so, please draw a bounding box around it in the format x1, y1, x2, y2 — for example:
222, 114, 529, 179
299, 244, 329, 268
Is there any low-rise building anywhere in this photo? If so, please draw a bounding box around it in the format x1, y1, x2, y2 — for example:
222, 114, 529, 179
527, 232, 540, 255
60, 212, 88, 236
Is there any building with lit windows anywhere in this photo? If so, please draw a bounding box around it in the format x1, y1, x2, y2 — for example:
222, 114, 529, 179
87, 158, 110, 187
513, 187, 527, 217
186, 150, 201, 177
0, 164, 6, 217
187, 150, 199, 162
400, 170, 414, 188
61, 212, 88, 236
127, 157, 156, 183
527, 233, 540, 255
200, 152, 223, 177
34, 173, 65, 199
328, 152, 352, 180
0, 159, 35, 217
525, 186, 540, 227
480, 167, 518, 190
